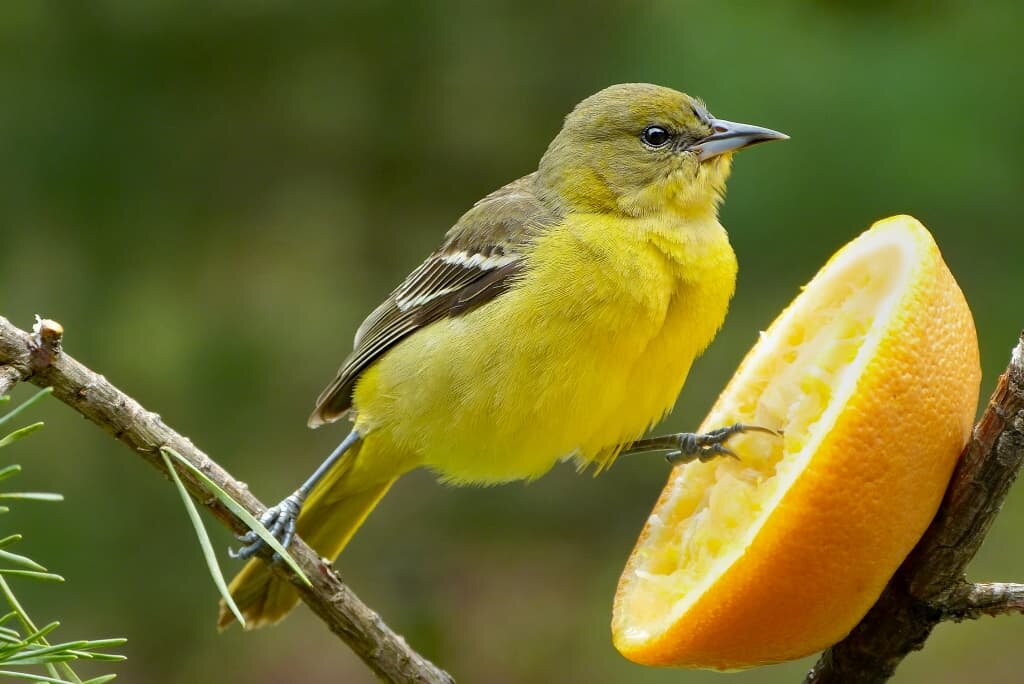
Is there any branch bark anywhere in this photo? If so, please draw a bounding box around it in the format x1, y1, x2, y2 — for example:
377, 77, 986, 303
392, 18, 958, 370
806, 333, 1024, 683
945, 582, 1024, 620
0, 315, 454, 684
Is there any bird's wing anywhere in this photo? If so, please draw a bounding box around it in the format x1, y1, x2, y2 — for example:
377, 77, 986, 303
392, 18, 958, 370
309, 173, 557, 427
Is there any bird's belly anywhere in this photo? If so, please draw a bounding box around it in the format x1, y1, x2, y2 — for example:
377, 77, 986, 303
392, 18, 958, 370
354, 303, 647, 482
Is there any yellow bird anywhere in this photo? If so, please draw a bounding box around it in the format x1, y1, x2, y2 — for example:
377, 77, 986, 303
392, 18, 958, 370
222, 83, 787, 628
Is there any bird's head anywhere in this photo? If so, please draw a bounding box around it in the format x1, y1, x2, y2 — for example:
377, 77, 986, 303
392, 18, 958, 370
536, 83, 787, 218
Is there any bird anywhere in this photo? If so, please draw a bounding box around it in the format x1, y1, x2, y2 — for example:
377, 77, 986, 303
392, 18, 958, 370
220, 83, 787, 629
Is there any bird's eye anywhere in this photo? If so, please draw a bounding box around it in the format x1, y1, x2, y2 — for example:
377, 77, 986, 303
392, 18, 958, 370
641, 125, 672, 148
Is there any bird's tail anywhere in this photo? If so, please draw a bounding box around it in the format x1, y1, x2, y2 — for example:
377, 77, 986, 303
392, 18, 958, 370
218, 438, 396, 630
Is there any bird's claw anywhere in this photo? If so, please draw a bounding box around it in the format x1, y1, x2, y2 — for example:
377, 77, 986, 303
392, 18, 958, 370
664, 423, 779, 465
229, 491, 305, 561
666, 442, 736, 464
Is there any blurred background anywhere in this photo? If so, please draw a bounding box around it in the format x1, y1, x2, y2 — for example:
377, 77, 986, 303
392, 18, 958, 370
2, 1, 1022, 682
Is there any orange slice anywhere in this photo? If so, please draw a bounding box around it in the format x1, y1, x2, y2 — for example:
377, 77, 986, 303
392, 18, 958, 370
612, 215, 981, 669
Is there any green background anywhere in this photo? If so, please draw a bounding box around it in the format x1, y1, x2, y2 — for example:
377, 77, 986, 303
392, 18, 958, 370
2, 2, 1022, 682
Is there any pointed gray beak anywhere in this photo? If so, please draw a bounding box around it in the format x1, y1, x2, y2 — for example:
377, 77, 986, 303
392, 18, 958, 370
690, 118, 789, 161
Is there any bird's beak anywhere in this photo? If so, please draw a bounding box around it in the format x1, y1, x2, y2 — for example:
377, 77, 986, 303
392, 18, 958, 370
690, 119, 789, 161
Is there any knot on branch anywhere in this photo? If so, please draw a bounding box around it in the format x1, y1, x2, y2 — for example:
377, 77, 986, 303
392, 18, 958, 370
28, 316, 63, 371
0, 365, 21, 397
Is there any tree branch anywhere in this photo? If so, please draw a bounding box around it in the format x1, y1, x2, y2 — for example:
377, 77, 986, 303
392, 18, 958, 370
806, 333, 1024, 683
0, 315, 454, 684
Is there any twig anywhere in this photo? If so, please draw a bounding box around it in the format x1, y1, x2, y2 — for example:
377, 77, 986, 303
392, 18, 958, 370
806, 333, 1024, 683
0, 316, 454, 684
945, 582, 1024, 620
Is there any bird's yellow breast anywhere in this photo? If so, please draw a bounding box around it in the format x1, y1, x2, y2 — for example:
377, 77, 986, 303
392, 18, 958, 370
352, 212, 737, 484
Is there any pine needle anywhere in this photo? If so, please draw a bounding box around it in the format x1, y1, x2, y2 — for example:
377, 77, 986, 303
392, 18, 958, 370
158, 450, 246, 628
0, 390, 52, 429
159, 447, 311, 587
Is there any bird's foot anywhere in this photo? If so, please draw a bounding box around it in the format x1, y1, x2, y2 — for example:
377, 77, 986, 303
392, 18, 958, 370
229, 491, 306, 561
665, 423, 780, 464
621, 423, 781, 464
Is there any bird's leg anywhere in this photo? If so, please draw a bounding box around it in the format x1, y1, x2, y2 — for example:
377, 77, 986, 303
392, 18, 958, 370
620, 423, 780, 464
230, 429, 362, 561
